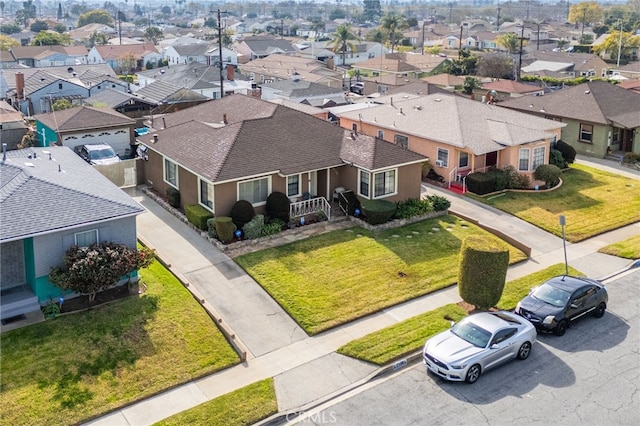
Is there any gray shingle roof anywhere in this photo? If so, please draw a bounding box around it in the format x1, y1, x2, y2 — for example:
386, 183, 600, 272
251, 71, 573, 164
85, 88, 156, 109
34, 106, 135, 132
134, 80, 209, 104
243, 37, 296, 55
338, 93, 563, 155
0, 146, 144, 242
261, 78, 344, 97
499, 80, 640, 128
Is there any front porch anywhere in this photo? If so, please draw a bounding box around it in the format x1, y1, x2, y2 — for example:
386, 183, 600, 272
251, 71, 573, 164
1, 284, 42, 325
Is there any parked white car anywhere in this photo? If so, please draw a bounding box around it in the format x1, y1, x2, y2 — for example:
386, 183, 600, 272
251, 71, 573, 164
74, 143, 121, 166
423, 311, 536, 384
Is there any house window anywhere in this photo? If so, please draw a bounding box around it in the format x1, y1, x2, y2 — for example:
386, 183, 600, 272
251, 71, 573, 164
579, 123, 593, 143
518, 148, 530, 171
532, 147, 545, 170
238, 176, 270, 205
377, 130, 384, 139
612, 127, 620, 144
199, 179, 214, 210
286, 174, 300, 197
359, 170, 370, 197
373, 169, 397, 198
550, 135, 557, 146
394, 134, 408, 149
75, 229, 98, 247
164, 158, 178, 188
459, 152, 469, 168
437, 148, 449, 167
58, 83, 63, 89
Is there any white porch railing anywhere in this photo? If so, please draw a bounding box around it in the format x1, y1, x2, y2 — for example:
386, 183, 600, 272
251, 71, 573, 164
290, 197, 331, 221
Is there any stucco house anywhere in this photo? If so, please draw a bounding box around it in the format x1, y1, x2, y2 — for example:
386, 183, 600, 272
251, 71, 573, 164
135, 95, 427, 219
260, 74, 348, 107
498, 81, 640, 158
34, 106, 136, 158
87, 44, 162, 73
234, 35, 297, 63
336, 92, 566, 187
0, 146, 144, 322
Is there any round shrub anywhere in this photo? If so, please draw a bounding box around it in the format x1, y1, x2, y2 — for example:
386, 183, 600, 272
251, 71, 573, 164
266, 191, 290, 223
555, 139, 576, 164
534, 164, 561, 188
457, 235, 509, 310
230, 199, 256, 229
426, 195, 451, 211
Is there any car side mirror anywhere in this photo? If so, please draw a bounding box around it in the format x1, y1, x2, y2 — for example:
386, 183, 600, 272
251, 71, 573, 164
490, 344, 499, 350
570, 303, 578, 309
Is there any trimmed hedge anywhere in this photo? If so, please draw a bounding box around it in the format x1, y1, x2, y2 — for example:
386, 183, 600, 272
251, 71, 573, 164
360, 199, 397, 225
185, 204, 213, 230
166, 187, 180, 208
466, 172, 495, 195
215, 216, 236, 244
458, 235, 509, 310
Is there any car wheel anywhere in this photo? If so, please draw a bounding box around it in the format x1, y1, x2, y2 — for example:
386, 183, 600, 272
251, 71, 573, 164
465, 364, 481, 384
517, 341, 532, 360
554, 320, 568, 336
594, 302, 606, 318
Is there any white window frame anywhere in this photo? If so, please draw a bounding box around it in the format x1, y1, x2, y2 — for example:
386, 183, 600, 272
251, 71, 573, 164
199, 178, 214, 212
358, 169, 370, 198
459, 151, 469, 168
518, 148, 530, 171
532, 146, 545, 170
437, 148, 449, 167
579, 123, 593, 143
163, 158, 178, 188
237, 176, 271, 206
372, 168, 397, 199
74, 229, 98, 247
286, 174, 301, 198
377, 130, 384, 140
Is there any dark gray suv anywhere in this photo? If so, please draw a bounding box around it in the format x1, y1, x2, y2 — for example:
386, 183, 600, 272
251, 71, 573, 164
514, 275, 608, 336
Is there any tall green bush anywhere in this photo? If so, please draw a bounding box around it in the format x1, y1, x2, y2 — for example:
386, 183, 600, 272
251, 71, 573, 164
457, 236, 509, 310
215, 217, 236, 244
265, 192, 290, 222
555, 140, 576, 164
166, 187, 180, 208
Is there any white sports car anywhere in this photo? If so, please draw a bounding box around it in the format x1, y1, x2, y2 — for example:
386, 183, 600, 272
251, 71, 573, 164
423, 311, 537, 384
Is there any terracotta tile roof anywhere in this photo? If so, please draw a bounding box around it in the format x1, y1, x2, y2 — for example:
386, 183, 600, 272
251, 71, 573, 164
498, 80, 640, 128
33, 105, 134, 132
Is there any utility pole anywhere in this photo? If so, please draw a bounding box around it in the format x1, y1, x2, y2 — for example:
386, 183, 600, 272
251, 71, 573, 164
459, 25, 463, 58
448, 2, 453, 22
421, 22, 425, 55
117, 10, 122, 45
496, 1, 501, 32
517, 24, 527, 81
616, 19, 623, 67
217, 9, 228, 99
537, 22, 540, 50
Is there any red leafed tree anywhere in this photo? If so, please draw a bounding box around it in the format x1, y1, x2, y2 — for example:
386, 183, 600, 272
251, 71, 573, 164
49, 243, 155, 301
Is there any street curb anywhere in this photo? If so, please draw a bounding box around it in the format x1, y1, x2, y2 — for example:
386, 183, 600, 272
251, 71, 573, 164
255, 351, 424, 426
599, 259, 640, 283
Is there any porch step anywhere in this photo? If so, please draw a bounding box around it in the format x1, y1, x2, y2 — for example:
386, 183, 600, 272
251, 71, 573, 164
1, 286, 41, 320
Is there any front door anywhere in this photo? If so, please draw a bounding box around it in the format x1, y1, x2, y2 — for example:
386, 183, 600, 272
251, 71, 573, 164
486, 151, 498, 168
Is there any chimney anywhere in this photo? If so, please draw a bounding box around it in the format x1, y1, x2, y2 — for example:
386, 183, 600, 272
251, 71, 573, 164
223, 113, 228, 125
292, 71, 300, 82
15, 72, 25, 100
227, 66, 235, 81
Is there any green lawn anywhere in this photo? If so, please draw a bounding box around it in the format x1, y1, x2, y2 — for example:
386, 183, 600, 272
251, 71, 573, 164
598, 235, 640, 260
0, 260, 240, 426
338, 264, 581, 365
467, 163, 640, 242
235, 215, 527, 335
154, 379, 277, 426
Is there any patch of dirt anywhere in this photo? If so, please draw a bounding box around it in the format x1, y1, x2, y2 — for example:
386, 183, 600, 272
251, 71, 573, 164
456, 301, 499, 314
58, 283, 145, 314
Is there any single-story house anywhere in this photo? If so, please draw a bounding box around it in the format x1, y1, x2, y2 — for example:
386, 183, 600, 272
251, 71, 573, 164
0, 146, 144, 321
498, 80, 640, 158
0, 100, 28, 150
87, 44, 162, 73
336, 92, 566, 187
136, 95, 427, 219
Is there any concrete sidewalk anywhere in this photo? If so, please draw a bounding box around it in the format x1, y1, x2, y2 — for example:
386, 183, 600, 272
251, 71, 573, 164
88, 160, 639, 425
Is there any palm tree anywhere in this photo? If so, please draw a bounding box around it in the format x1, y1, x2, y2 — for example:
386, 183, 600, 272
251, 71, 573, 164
330, 24, 361, 66
380, 12, 407, 53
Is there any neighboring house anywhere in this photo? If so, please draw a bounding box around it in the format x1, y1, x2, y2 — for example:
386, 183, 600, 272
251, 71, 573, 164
498, 80, 640, 158
352, 53, 447, 80
234, 35, 297, 63
133, 80, 210, 113
8, 45, 88, 67
421, 73, 466, 90
297, 41, 387, 66
5, 67, 128, 116
84, 88, 157, 118
260, 74, 348, 107
205, 46, 238, 67
135, 95, 427, 219
34, 106, 136, 158
521, 51, 610, 79
67, 23, 116, 43
336, 92, 566, 187
0, 100, 28, 150
238, 55, 343, 89
266, 98, 328, 120
608, 61, 640, 81
0, 146, 144, 320
163, 43, 209, 65
469, 31, 499, 50
481, 79, 545, 101
617, 79, 640, 96
87, 44, 162, 73
0, 51, 18, 68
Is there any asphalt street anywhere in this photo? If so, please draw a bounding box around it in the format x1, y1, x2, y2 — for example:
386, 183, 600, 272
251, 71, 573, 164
292, 269, 640, 426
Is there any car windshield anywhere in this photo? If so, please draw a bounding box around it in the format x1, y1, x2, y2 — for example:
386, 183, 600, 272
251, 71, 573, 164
450, 320, 492, 348
531, 283, 571, 307
89, 148, 116, 160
